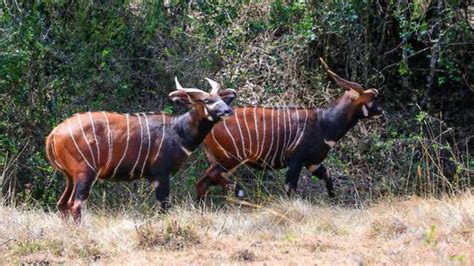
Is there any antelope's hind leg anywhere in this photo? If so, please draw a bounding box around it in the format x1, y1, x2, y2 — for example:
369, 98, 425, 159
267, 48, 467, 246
196, 165, 243, 200
196, 165, 222, 201
69, 172, 96, 223
211, 168, 245, 199
196, 174, 213, 201
57, 172, 73, 218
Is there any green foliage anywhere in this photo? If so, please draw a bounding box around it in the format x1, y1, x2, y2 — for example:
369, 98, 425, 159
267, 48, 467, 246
0, 1, 217, 207
0, 1, 471, 209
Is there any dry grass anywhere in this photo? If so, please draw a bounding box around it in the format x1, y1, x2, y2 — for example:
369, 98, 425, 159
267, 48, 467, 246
0, 192, 473, 265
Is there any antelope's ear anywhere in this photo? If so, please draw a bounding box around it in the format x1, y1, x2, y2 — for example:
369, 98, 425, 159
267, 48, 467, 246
358, 88, 378, 103
219, 88, 237, 105
169, 90, 192, 107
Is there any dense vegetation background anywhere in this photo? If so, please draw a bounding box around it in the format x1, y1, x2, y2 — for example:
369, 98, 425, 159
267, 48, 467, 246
1, 0, 472, 209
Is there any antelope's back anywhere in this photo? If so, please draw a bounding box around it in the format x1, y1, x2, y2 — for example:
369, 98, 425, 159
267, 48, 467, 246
46, 112, 171, 180
203, 106, 311, 169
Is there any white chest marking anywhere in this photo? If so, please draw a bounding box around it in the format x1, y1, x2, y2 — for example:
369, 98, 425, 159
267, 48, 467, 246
307, 164, 321, 172
324, 139, 336, 148
180, 144, 192, 156
362, 105, 369, 117
204, 107, 214, 121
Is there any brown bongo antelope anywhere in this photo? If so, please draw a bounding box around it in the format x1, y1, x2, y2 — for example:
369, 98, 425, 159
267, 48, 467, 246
197, 58, 383, 199
45, 78, 236, 221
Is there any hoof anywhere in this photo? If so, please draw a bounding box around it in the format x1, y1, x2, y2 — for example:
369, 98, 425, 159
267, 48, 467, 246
159, 201, 171, 212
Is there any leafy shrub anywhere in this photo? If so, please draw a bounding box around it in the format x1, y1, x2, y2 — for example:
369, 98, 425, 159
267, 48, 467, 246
0, 1, 472, 209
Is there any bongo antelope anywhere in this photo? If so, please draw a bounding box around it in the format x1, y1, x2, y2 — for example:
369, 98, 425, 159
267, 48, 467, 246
197, 58, 383, 199
46, 78, 236, 221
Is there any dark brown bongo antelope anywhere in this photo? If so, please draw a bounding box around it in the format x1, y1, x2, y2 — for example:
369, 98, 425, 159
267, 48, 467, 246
197, 58, 383, 199
45, 78, 236, 221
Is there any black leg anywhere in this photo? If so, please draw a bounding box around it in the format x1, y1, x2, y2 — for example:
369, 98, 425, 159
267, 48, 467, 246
312, 164, 335, 198
285, 163, 303, 196
200, 164, 244, 199
196, 175, 213, 201
155, 175, 170, 210
196, 165, 223, 201
70, 172, 95, 222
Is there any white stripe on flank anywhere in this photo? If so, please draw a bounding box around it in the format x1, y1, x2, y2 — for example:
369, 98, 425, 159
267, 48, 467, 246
67, 118, 95, 171
112, 114, 130, 178
211, 129, 231, 159
102, 112, 113, 173
77, 114, 97, 168
263, 108, 275, 165
223, 118, 241, 159
291, 109, 309, 152
284, 108, 293, 155
130, 114, 144, 178
234, 108, 246, 157
324, 139, 336, 148
253, 107, 259, 158
280, 108, 288, 165
287, 109, 300, 152
271, 109, 281, 166
140, 113, 152, 177
257, 107, 266, 159
88, 112, 100, 166
51, 128, 64, 169
243, 107, 252, 157
152, 115, 166, 163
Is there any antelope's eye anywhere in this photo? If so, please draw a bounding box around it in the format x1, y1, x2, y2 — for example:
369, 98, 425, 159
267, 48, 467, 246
204, 99, 214, 104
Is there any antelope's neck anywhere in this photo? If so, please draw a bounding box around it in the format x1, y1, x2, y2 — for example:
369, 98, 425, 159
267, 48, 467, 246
318, 103, 359, 142
172, 107, 215, 152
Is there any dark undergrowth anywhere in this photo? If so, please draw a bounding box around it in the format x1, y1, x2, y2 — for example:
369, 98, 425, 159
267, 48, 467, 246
1, 1, 472, 210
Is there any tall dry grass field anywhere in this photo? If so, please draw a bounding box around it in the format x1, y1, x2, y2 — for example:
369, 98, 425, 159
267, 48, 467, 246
0, 192, 473, 265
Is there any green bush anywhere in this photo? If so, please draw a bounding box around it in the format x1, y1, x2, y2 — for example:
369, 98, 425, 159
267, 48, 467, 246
0, 1, 472, 209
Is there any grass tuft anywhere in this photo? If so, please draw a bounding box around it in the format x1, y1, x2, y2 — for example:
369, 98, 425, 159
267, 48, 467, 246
0, 192, 472, 264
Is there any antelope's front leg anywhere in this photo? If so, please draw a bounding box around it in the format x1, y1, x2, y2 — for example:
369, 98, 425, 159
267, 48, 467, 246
309, 164, 335, 198
285, 163, 303, 196
153, 175, 171, 210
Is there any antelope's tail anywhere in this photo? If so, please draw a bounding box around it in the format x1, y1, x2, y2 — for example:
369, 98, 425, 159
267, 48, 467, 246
45, 129, 63, 171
